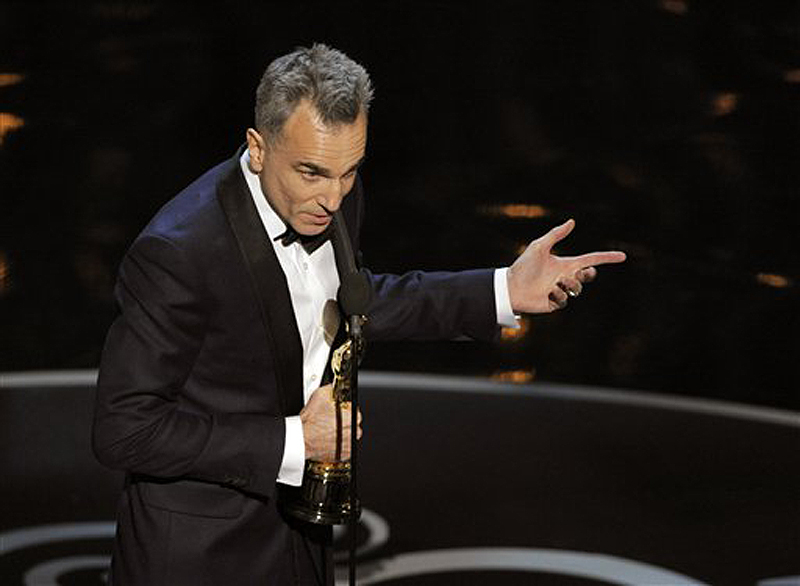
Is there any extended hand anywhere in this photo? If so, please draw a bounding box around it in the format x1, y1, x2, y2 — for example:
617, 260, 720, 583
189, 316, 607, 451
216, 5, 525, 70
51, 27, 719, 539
507, 219, 626, 313
300, 384, 363, 462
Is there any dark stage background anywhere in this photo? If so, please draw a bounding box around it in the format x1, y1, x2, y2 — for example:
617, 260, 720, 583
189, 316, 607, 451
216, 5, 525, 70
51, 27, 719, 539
1, 3, 799, 586
1, 3, 798, 405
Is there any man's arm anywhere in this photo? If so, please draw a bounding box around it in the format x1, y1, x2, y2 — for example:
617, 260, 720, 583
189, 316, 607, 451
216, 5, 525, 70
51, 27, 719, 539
362, 219, 626, 343
92, 233, 285, 498
364, 268, 498, 342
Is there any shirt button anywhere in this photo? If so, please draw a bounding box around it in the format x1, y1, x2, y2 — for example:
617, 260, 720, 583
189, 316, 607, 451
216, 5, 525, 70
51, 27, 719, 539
310, 374, 318, 382
303, 262, 309, 271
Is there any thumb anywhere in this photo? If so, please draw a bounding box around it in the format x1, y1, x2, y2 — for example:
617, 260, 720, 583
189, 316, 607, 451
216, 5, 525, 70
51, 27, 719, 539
541, 218, 575, 250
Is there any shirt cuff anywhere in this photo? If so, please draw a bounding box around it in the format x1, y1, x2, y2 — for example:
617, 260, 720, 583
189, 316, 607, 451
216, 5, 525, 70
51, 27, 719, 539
277, 415, 305, 486
494, 267, 520, 328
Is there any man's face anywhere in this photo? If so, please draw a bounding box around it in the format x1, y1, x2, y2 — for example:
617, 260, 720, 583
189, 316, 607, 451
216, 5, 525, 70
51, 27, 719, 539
246, 100, 367, 236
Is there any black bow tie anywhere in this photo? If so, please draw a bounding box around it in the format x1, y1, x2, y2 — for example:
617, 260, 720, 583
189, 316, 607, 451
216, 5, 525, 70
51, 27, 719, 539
274, 225, 332, 254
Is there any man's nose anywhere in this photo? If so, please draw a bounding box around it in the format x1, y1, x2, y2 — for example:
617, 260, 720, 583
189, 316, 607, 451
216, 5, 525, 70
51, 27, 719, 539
319, 179, 347, 212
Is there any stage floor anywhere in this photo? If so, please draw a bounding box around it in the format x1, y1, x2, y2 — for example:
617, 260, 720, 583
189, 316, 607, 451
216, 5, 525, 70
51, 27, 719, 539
1, 371, 798, 585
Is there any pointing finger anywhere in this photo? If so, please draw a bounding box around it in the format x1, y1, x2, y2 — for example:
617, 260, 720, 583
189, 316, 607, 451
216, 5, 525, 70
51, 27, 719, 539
572, 250, 626, 269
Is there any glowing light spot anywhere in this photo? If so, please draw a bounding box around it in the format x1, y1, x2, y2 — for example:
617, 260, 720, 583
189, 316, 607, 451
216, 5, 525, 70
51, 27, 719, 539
609, 163, 641, 189
491, 370, 535, 384
483, 204, 549, 219
0, 73, 25, 88
659, 0, 688, 15
783, 69, 800, 84
0, 251, 10, 296
501, 318, 531, 342
0, 113, 25, 145
711, 92, 738, 117
756, 273, 792, 288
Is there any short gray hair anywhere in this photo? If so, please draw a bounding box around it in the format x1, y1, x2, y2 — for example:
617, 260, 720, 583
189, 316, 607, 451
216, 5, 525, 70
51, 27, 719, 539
254, 43, 374, 144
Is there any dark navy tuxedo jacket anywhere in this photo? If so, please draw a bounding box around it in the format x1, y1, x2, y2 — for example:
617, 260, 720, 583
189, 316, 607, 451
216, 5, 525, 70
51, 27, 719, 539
93, 147, 498, 585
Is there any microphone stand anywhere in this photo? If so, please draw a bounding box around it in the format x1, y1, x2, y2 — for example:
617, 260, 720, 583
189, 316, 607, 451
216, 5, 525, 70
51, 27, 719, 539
348, 315, 361, 586
330, 210, 371, 586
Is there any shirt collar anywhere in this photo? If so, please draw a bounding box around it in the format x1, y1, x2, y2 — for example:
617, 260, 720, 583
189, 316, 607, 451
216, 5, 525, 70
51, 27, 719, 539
239, 149, 288, 241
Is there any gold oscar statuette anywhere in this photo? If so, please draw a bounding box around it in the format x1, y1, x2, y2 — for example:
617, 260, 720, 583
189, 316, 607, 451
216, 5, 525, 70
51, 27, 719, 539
282, 337, 361, 525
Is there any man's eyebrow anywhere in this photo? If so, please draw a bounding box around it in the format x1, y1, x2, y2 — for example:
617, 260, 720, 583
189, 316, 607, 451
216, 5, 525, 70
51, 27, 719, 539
296, 156, 365, 178
296, 161, 331, 177
345, 157, 366, 176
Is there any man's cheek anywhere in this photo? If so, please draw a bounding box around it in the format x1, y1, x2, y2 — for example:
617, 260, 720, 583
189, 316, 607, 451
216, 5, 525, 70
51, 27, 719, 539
343, 177, 356, 196
286, 176, 317, 203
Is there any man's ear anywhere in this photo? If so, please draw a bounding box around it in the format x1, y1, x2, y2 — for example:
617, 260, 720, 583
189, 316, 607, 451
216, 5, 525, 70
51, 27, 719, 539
245, 128, 266, 173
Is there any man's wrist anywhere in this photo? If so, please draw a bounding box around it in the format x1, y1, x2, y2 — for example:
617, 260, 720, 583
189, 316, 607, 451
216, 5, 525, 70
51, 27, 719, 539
276, 415, 305, 486
494, 267, 521, 328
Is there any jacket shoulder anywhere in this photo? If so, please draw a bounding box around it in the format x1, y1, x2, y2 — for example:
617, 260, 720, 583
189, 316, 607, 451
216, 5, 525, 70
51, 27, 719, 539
142, 156, 238, 245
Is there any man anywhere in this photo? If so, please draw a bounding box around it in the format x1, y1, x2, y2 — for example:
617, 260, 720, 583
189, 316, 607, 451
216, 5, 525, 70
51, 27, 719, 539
92, 44, 625, 585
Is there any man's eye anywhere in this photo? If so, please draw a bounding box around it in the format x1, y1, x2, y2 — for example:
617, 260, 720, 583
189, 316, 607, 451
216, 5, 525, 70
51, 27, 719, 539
300, 170, 320, 181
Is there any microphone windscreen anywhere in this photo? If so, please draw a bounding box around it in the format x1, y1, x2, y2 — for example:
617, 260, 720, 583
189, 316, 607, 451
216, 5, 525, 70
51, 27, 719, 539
338, 270, 373, 316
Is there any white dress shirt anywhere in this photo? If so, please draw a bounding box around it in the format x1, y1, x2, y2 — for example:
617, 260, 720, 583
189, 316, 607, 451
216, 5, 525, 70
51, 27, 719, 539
240, 151, 518, 486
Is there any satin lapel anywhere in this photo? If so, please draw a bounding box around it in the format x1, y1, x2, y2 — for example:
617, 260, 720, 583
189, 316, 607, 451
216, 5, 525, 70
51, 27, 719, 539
216, 154, 304, 416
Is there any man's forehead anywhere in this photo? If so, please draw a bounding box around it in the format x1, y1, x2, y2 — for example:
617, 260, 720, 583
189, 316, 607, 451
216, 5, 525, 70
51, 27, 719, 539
279, 104, 367, 165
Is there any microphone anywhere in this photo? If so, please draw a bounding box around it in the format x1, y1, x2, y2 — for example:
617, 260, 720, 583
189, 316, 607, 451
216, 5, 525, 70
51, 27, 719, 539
338, 270, 372, 338
338, 270, 372, 315
332, 211, 373, 337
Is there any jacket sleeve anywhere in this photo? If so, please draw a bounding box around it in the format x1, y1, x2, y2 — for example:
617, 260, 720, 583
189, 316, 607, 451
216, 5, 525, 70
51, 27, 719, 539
364, 268, 499, 342
92, 233, 285, 498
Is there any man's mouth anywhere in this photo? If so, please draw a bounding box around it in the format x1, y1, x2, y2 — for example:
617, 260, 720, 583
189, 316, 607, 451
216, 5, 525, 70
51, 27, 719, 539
307, 212, 332, 226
